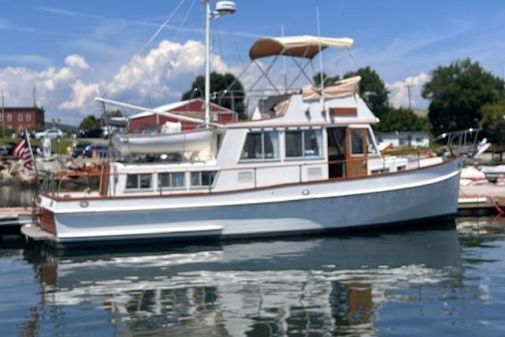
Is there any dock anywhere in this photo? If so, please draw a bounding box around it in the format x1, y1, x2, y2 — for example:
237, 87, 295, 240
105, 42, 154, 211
0, 207, 32, 237
458, 183, 505, 216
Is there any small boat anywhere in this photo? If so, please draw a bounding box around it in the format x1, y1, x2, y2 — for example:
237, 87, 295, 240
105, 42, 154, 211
21, 2, 462, 247
111, 128, 214, 156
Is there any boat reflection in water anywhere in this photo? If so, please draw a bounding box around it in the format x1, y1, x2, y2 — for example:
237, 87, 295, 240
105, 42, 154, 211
28, 227, 462, 337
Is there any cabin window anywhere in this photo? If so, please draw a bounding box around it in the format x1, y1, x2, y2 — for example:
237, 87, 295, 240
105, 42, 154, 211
285, 129, 322, 158
351, 129, 365, 155
159, 172, 185, 189
366, 129, 378, 155
126, 174, 152, 190
191, 171, 217, 187
240, 131, 279, 160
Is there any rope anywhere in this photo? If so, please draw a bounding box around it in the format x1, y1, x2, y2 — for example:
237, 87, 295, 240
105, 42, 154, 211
138, 0, 188, 55
489, 195, 505, 217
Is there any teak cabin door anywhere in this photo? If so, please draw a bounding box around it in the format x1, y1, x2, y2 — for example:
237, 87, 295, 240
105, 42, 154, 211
345, 128, 367, 178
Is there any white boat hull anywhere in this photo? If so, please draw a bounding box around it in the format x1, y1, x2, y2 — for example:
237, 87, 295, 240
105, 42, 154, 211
28, 159, 462, 245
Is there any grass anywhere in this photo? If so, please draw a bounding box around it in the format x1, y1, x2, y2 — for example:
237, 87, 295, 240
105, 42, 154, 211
0, 137, 76, 155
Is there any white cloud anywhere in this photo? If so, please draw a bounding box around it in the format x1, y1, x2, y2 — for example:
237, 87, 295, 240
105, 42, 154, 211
0, 54, 93, 122
64, 54, 90, 70
387, 72, 430, 109
105, 40, 229, 100
57, 39, 232, 117
0, 39, 234, 124
59, 80, 100, 110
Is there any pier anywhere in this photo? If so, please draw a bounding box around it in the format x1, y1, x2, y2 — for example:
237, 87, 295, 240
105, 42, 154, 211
0, 207, 32, 237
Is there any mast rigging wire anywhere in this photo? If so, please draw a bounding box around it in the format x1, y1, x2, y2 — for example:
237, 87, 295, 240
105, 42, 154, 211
138, 0, 188, 55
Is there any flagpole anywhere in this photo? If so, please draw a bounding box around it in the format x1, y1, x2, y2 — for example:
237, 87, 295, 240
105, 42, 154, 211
24, 127, 38, 177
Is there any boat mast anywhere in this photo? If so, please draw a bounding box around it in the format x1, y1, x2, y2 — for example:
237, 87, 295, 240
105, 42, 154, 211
204, 0, 211, 127
203, 1, 236, 127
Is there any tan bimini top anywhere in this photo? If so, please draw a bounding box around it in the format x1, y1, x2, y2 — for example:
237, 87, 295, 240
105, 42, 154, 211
249, 35, 354, 60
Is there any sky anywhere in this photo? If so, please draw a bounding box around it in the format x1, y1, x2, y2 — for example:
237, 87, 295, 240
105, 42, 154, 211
0, 0, 504, 125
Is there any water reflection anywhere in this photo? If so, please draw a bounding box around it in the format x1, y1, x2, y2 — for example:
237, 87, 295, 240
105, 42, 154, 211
0, 183, 35, 207
20, 227, 463, 337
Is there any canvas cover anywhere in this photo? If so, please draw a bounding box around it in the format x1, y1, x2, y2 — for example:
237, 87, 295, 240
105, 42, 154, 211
302, 76, 361, 100
249, 35, 354, 60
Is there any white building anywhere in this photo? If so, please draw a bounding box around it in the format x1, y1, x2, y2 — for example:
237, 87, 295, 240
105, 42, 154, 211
376, 131, 430, 148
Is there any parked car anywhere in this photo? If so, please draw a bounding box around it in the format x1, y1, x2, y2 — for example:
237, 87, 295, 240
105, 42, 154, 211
0, 145, 10, 157
102, 126, 123, 139
78, 128, 104, 138
34, 128, 64, 140
82, 144, 109, 158
71, 143, 87, 158
16, 130, 31, 139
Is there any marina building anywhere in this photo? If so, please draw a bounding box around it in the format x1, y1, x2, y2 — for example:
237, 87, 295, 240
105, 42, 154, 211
128, 98, 236, 133
0, 106, 45, 132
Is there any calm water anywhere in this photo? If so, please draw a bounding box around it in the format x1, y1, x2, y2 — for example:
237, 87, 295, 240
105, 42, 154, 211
1, 185, 505, 336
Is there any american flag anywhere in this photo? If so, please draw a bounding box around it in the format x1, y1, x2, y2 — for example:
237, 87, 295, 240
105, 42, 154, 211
12, 138, 34, 170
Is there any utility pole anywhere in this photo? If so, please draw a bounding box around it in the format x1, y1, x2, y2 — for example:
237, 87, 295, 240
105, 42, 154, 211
406, 84, 412, 110
33, 85, 37, 107
1, 89, 4, 138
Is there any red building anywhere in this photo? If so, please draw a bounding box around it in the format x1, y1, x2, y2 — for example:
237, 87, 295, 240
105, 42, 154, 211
0, 106, 45, 132
128, 99, 237, 133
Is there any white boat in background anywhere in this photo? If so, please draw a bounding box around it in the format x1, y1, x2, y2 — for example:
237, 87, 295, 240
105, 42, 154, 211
21, 1, 462, 247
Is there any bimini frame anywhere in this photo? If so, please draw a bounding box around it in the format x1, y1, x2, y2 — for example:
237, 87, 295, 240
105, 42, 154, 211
222, 35, 354, 98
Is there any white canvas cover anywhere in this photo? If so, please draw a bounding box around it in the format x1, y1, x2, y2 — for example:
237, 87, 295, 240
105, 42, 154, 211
249, 35, 354, 60
302, 76, 361, 101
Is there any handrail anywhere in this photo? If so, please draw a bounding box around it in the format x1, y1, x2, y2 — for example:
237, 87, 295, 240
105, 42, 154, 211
42, 155, 433, 198
46, 156, 431, 179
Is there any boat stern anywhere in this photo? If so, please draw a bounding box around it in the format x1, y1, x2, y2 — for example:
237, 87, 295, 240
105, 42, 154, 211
21, 194, 60, 244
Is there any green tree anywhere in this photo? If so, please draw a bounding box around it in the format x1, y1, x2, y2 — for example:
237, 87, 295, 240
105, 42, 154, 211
182, 72, 246, 120
78, 115, 100, 130
376, 107, 428, 132
480, 100, 505, 150
422, 58, 505, 135
313, 72, 340, 87
344, 66, 389, 118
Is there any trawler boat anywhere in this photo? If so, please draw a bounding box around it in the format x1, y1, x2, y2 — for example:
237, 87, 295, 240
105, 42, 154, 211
21, 6, 461, 246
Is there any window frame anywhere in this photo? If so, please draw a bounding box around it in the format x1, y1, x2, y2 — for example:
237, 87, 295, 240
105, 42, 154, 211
190, 171, 218, 189
125, 173, 153, 192
349, 128, 367, 157
240, 129, 280, 162
158, 172, 186, 190
284, 128, 323, 160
